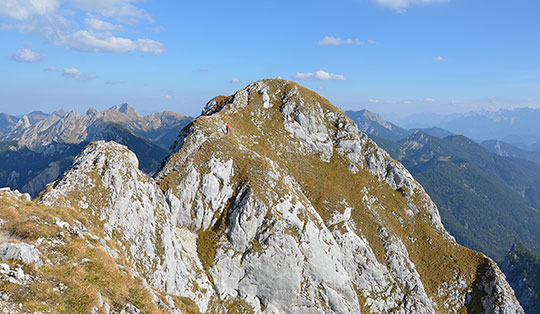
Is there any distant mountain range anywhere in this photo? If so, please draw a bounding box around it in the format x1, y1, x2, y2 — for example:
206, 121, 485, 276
377, 130, 540, 261
346, 108, 540, 313
482, 140, 540, 166
346, 109, 455, 141
345, 109, 410, 141
386, 107, 540, 152
0, 104, 192, 196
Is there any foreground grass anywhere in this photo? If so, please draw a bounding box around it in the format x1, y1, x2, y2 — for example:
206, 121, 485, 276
0, 194, 181, 313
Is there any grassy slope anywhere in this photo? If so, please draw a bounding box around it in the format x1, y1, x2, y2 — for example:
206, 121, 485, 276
0, 194, 195, 313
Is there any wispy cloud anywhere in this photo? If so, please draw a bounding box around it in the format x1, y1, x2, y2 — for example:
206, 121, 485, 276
62, 67, 95, 80
104, 80, 125, 85
294, 70, 346, 81
0, 0, 60, 20
84, 18, 123, 32
44, 65, 57, 72
373, 0, 450, 10
0, 0, 166, 55
433, 56, 447, 61
157, 94, 173, 100
423, 98, 437, 103
69, 0, 153, 23
369, 98, 397, 104
317, 36, 364, 46
11, 48, 41, 62
230, 78, 241, 83
136, 38, 166, 54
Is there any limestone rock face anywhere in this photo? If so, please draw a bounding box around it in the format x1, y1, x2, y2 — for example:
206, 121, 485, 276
0, 187, 31, 202
0, 242, 42, 267
39, 79, 523, 313
40, 141, 214, 311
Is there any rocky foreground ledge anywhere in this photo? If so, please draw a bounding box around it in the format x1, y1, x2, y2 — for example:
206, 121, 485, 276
0, 79, 524, 313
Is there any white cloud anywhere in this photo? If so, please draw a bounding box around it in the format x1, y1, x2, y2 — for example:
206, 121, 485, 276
230, 78, 241, 84
62, 67, 82, 78
11, 48, 41, 62
317, 36, 364, 46
44, 65, 56, 71
373, 0, 449, 10
84, 18, 123, 32
0, 0, 166, 55
137, 38, 166, 54
433, 56, 447, 61
369, 98, 397, 104
423, 98, 437, 103
294, 70, 346, 81
316, 86, 325, 91
62, 67, 95, 80
0, 0, 60, 20
68, 30, 137, 53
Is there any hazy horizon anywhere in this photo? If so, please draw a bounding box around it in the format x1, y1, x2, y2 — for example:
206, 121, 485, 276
4, 94, 540, 127
2, 0, 540, 118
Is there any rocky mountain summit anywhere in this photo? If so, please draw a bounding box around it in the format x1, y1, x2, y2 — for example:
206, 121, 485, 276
0, 79, 524, 313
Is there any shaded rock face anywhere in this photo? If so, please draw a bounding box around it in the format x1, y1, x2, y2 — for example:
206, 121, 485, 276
40, 79, 523, 313
500, 244, 540, 314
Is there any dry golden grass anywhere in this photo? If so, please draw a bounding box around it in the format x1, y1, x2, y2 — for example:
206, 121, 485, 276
0, 195, 177, 313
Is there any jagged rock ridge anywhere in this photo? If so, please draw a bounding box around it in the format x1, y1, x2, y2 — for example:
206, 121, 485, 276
0, 105, 192, 196
346, 109, 410, 141
33, 79, 523, 313
2, 104, 191, 151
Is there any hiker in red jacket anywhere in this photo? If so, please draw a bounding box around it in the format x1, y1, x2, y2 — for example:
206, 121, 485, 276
225, 124, 230, 134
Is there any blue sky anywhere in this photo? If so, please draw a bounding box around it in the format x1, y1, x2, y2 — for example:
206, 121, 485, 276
1, 0, 539, 118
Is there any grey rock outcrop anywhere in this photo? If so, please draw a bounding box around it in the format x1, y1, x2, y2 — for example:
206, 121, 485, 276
0, 242, 42, 267
40, 141, 214, 311
0, 187, 31, 202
